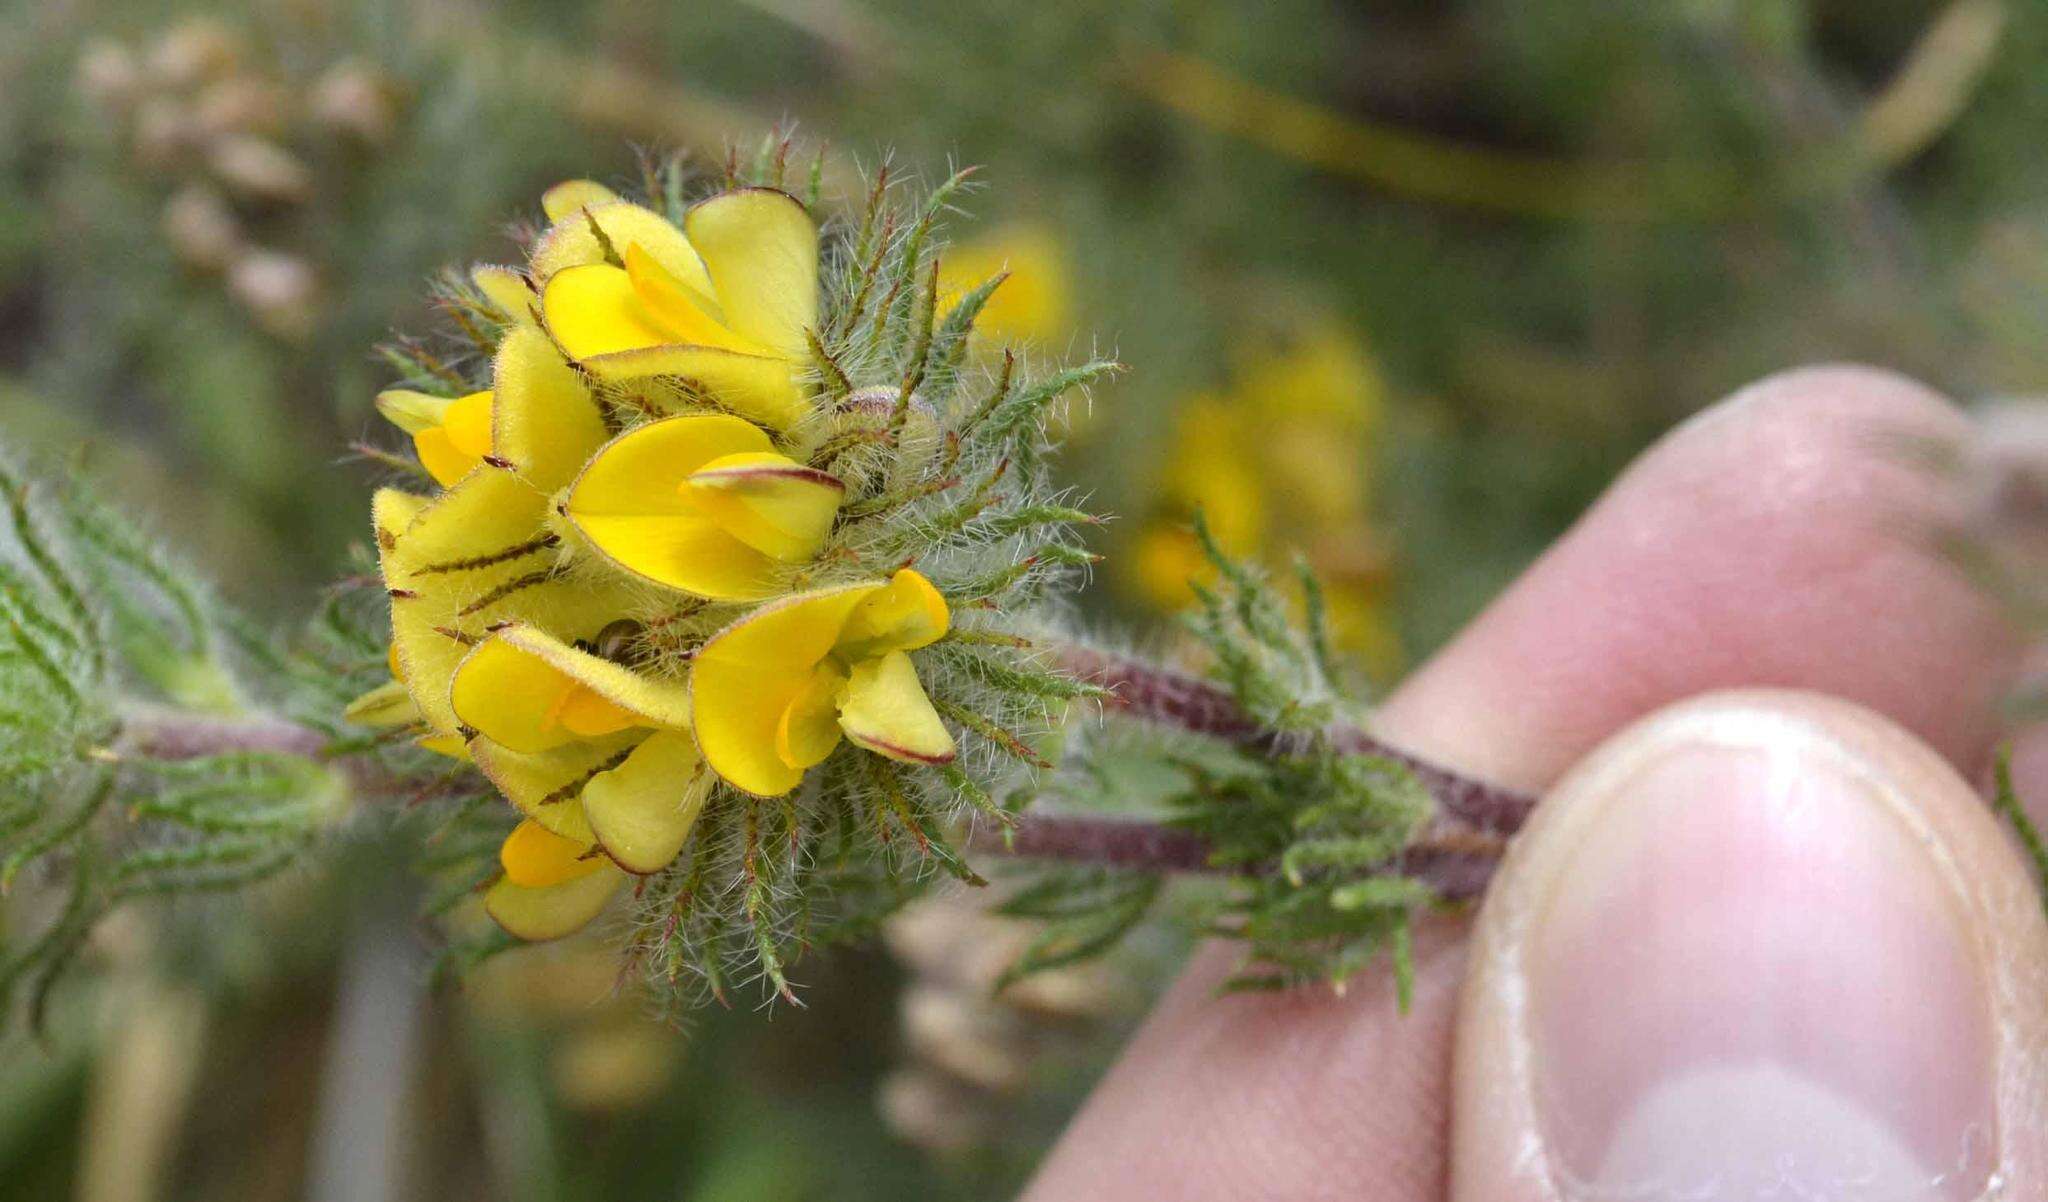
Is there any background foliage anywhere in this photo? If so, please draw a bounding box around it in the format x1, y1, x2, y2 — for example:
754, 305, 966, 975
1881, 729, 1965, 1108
3, 0, 2044, 1198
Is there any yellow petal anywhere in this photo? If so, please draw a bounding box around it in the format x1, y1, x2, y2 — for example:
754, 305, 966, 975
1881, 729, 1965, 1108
683, 451, 843, 562
563, 415, 783, 599
383, 470, 543, 730
412, 428, 470, 488
485, 860, 624, 941
580, 730, 713, 874
555, 687, 641, 739
577, 343, 807, 431
343, 679, 418, 727
529, 200, 714, 302
451, 624, 691, 753
487, 624, 697, 731
490, 326, 606, 492
836, 650, 956, 766
442, 391, 495, 456
541, 179, 621, 222
468, 737, 636, 841
775, 659, 848, 771
834, 569, 949, 659
501, 818, 605, 887
374, 388, 452, 435
543, 263, 679, 360
574, 512, 774, 601
383, 469, 601, 733
691, 582, 885, 796
451, 638, 595, 754
624, 243, 757, 351
412, 391, 494, 486
683, 189, 817, 355
470, 264, 535, 325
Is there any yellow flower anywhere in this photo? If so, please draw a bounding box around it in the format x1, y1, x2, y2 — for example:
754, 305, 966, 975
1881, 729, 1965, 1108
938, 223, 1071, 346
452, 624, 713, 878
449, 624, 715, 940
375, 389, 495, 487
1236, 323, 1384, 527
379, 326, 624, 734
561, 413, 844, 600
536, 186, 818, 431
692, 569, 955, 797
1125, 397, 1265, 611
483, 819, 627, 942
1124, 321, 1402, 676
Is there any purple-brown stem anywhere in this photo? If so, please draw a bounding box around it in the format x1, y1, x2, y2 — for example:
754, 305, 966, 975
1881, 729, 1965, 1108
114, 706, 473, 802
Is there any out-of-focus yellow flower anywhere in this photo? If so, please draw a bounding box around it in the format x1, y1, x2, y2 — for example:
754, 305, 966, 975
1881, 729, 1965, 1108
1238, 323, 1384, 527
692, 570, 954, 797
1127, 397, 1265, 611
465, 938, 685, 1114
938, 223, 1072, 347
1126, 321, 1399, 676
536, 185, 817, 431
561, 414, 843, 601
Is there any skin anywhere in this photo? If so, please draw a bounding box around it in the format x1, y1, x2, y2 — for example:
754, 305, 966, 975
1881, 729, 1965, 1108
1023, 366, 2044, 1201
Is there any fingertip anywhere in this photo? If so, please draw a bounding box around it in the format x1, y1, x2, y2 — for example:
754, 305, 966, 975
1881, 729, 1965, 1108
1452, 690, 2048, 1201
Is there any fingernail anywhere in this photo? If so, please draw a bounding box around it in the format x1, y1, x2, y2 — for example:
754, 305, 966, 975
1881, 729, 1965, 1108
1524, 717, 1998, 1200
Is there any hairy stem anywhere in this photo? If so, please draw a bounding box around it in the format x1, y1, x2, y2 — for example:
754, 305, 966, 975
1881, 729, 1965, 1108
113, 705, 472, 802
972, 813, 1503, 901
1053, 646, 1536, 835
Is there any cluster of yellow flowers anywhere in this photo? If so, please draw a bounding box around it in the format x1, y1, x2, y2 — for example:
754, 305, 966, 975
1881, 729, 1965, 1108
349, 179, 972, 943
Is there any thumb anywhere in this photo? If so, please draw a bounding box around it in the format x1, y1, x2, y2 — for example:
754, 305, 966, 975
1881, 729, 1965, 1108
1452, 690, 2048, 1200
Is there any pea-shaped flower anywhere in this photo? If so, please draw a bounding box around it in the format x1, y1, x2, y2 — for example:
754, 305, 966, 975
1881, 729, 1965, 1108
451, 624, 712, 878
539, 187, 817, 431
692, 569, 957, 797
561, 413, 844, 601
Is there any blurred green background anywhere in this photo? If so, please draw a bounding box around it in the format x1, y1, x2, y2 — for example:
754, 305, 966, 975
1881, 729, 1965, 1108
3, 0, 2043, 1197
